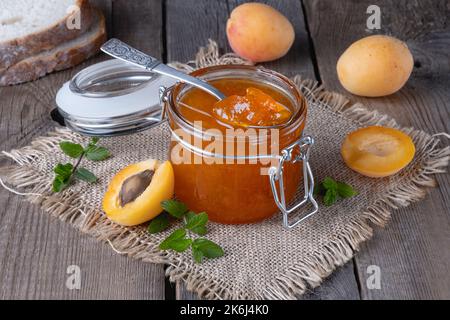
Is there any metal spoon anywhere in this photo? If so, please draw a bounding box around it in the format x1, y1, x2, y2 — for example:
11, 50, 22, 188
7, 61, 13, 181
100, 38, 226, 100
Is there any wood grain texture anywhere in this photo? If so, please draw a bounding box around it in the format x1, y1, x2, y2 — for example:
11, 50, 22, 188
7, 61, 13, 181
303, 0, 450, 299
1, 0, 448, 300
0, 0, 166, 299
166, 0, 360, 300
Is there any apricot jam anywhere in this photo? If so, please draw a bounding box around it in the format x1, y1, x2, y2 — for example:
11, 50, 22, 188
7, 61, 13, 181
212, 87, 292, 127
165, 65, 307, 224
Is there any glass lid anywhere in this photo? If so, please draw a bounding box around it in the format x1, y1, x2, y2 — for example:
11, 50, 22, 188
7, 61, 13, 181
55, 59, 177, 136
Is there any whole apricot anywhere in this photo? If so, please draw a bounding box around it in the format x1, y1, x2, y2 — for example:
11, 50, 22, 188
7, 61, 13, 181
341, 126, 415, 178
337, 35, 413, 97
226, 3, 295, 62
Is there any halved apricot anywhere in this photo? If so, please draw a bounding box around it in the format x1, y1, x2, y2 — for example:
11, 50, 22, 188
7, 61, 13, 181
341, 126, 415, 178
103, 160, 174, 226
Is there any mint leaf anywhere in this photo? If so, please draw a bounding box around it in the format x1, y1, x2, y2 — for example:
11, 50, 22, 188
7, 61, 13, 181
148, 213, 170, 234
322, 177, 337, 190
161, 200, 188, 219
59, 141, 84, 158
314, 183, 326, 196
191, 225, 207, 236
337, 182, 358, 198
192, 246, 204, 263
75, 168, 97, 183
159, 228, 192, 252
53, 163, 73, 178
192, 238, 224, 259
185, 212, 208, 235
90, 137, 99, 145
52, 175, 70, 192
85, 145, 110, 161
168, 238, 192, 252
323, 188, 337, 206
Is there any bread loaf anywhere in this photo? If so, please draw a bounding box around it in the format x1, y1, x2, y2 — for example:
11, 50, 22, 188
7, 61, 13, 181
0, 0, 95, 71
0, 9, 106, 86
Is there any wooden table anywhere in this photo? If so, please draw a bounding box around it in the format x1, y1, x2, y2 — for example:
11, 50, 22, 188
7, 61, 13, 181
0, 0, 448, 300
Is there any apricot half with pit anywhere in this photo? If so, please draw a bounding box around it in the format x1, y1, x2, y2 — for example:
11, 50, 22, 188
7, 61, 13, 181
341, 126, 415, 178
103, 160, 174, 226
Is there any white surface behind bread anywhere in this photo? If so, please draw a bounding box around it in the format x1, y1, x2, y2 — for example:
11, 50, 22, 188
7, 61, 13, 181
0, 0, 95, 70
0, 8, 106, 86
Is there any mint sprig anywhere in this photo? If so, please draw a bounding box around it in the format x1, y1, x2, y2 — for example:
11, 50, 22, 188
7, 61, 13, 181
148, 199, 224, 263
161, 199, 188, 218
148, 213, 170, 234
314, 177, 357, 206
52, 138, 110, 192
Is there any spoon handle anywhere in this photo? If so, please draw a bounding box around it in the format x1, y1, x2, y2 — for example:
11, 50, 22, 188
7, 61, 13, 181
101, 38, 225, 100
101, 38, 161, 70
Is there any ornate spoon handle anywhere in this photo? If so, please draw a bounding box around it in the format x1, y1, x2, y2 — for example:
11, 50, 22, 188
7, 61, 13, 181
101, 38, 225, 100
101, 38, 160, 70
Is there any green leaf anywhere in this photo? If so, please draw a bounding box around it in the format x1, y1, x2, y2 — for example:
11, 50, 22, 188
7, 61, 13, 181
85, 145, 110, 161
313, 183, 326, 196
75, 168, 97, 183
161, 200, 188, 219
59, 141, 84, 158
53, 163, 73, 178
192, 238, 224, 259
192, 246, 204, 263
186, 211, 208, 236
52, 175, 70, 192
90, 137, 99, 145
337, 182, 358, 198
322, 177, 337, 190
185, 212, 208, 235
148, 213, 170, 234
159, 228, 192, 252
192, 225, 207, 236
323, 188, 337, 206
168, 238, 192, 252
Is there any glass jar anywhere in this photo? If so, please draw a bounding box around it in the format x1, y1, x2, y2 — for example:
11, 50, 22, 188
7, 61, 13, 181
163, 65, 317, 226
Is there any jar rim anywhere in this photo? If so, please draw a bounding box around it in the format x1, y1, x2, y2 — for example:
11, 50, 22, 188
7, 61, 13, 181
165, 65, 307, 138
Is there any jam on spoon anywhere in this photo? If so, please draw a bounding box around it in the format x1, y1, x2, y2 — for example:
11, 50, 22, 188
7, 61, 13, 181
212, 87, 292, 127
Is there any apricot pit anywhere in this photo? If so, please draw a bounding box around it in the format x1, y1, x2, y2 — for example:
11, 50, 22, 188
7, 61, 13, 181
103, 159, 174, 226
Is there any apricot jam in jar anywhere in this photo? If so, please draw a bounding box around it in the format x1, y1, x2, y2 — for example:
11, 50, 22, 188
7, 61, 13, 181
163, 65, 317, 227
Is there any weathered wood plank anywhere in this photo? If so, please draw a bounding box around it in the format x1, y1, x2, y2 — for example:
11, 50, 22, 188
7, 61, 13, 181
166, 0, 360, 300
167, 0, 315, 78
0, 0, 166, 299
304, 0, 450, 299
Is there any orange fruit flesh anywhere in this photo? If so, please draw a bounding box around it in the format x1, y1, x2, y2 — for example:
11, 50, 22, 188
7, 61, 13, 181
212, 87, 292, 127
341, 126, 415, 178
102, 160, 174, 226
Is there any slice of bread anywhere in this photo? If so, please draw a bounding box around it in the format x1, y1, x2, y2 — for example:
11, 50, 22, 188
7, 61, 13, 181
0, 0, 95, 70
0, 9, 106, 86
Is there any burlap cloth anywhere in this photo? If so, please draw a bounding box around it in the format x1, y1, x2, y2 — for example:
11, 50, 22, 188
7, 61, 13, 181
1, 41, 449, 299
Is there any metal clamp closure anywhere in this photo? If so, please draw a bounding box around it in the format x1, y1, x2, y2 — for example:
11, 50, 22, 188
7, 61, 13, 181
269, 136, 318, 229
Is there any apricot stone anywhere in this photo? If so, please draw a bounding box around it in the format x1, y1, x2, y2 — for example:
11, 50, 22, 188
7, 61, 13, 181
226, 3, 295, 63
103, 159, 174, 226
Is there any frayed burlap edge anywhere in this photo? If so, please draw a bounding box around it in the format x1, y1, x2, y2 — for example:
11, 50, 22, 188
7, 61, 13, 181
1, 40, 449, 300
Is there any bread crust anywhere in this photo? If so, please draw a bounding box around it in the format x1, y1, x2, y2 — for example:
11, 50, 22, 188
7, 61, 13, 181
0, 10, 106, 86
0, 0, 96, 70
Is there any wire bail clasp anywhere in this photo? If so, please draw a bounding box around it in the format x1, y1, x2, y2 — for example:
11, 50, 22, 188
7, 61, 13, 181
269, 136, 318, 229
